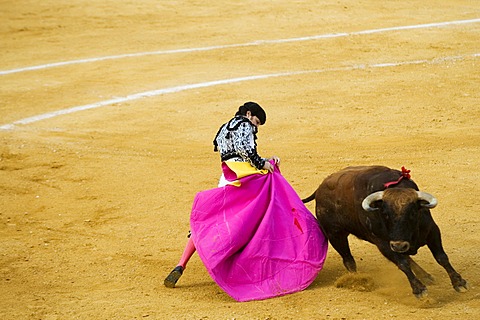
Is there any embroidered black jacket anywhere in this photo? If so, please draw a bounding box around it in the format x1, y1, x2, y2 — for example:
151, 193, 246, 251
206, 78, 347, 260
213, 116, 265, 170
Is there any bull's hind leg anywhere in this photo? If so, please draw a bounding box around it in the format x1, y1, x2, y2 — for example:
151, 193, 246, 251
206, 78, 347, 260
409, 257, 435, 285
327, 232, 357, 272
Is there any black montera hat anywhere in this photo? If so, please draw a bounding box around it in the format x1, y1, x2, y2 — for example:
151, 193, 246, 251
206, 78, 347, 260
243, 102, 266, 125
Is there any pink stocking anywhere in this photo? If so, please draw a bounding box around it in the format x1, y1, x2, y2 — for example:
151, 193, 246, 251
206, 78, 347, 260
177, 237, 196, 269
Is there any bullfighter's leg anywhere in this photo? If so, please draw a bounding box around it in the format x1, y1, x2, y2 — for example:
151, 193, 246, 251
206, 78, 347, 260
177, 236, 196, 268
377, 245, 427, 298
426, 224, 468, 292
327, 232, 357, 272
409, 257, 434, 285
164, 236, 196, 288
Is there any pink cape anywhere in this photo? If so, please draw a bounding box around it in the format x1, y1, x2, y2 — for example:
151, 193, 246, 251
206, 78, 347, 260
190, 162, 328, 302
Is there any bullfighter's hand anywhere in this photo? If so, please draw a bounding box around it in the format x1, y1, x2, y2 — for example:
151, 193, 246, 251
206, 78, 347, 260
263, 161, 275, 173
269, 156, 280, 166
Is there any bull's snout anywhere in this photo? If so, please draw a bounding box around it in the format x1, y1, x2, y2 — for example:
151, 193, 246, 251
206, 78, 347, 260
390, 241, 410, 253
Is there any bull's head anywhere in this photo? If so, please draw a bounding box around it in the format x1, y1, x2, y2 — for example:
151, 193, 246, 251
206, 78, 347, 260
362, 188, 437, 253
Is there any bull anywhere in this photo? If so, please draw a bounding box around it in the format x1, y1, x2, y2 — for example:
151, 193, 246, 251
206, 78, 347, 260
302, 165, 468, 298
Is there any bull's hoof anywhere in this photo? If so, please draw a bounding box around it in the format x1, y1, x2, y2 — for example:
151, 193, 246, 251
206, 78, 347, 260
414, 289, 428, 299
344, 260, 357, 273
454, 280, 469, 293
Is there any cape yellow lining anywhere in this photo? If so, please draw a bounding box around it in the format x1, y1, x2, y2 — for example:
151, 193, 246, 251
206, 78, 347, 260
224, 161, 268, 187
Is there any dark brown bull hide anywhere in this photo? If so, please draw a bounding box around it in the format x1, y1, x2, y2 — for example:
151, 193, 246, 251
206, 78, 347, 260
303, 166, 467, 298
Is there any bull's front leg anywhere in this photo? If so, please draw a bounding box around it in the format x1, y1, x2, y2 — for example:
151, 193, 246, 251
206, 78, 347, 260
436, 253, 468, 292
378, 246, 427, 298
396, 257, 428, 298
427, 229, 468, 292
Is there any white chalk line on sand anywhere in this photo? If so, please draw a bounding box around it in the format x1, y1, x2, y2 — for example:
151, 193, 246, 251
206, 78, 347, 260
1, 53, 478, 131
1, 18, 479, 76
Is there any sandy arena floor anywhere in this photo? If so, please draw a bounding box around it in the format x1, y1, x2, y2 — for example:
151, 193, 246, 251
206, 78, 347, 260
1, 1, 479, 319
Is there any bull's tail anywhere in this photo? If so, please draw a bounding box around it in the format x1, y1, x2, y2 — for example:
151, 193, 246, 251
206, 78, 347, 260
302, 191, 316, 204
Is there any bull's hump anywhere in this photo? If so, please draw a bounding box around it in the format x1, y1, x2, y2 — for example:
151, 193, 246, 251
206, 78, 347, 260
324, 166, 390, 186
342, 166, 391, 175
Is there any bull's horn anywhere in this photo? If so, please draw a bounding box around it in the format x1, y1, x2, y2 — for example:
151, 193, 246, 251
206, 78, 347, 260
417, 191, 438, 208
362, 191, 384, 212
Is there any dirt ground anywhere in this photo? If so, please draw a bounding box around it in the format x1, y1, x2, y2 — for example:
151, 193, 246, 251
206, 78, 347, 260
1, 1, 479, 319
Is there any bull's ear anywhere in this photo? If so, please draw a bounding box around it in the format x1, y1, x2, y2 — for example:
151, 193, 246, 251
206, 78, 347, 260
362, 191, 384, 212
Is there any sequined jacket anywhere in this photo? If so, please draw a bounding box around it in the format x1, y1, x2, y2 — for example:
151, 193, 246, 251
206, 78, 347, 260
213, 116, 265, 170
